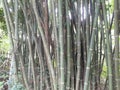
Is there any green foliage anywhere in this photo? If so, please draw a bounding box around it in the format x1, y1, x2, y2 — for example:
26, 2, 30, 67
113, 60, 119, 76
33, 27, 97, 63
101, 64, 107, 78
52, 59, 57, 68
18, 9, 25, 24
0, 6, 9, 86
0, 35, 10, 76
0, 35, 10, 53
0, 8, 7, 33
0, 7, 9, 54
0, 8, 5, 22
0, 22, 7, 33
11, 83, 25, 90
106, 0, 113, 13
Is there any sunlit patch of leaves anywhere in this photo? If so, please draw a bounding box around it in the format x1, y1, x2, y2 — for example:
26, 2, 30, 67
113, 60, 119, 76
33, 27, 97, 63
101, 64, 107, 78
0, 35, 10, 53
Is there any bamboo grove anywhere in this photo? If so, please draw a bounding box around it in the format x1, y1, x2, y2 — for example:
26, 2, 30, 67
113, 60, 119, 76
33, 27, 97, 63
1, 0, 120, 90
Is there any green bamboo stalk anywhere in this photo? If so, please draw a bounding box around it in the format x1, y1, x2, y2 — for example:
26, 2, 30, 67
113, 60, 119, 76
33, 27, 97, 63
85, 0, 90, 55
58, 0, 65, 90
92, 70, 95, 90
27, 26, 36, 90
114, 0, 120, 89
31, 0, 56, 90
14, 0, 18, 40
75, 0, 81, 90
94, 24, 99, 89
66, 0, 71, 90
18, 52, 30, 90
14, 0, 19, 82
42, 62, 50, 90
20, 2, 37, 89
101, 0, 113, 90
90, 32, 95, 90
101, 21, 109, 90
33, 34, 43, 90
19, 2, 41, 87
40, 63, 43, 90
83, 1, 100, 90
51, 0, 60, 87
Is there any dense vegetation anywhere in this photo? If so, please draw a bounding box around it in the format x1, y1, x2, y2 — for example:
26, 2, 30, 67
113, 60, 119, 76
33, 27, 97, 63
0, 0, 120, 90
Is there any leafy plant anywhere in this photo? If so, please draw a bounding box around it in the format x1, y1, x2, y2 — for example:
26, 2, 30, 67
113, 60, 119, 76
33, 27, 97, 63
11, 83, 25, 90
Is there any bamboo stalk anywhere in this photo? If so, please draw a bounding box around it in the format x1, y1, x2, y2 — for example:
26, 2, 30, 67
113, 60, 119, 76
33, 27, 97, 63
66, 0, 71, 90
31, 0, 56, 90
18, 52, 30, 90
75, 0, 81, 90
58, 0, 65, 90
101, 0, 113, 89
83, 1, 100, 90
114, 0, 120, 89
